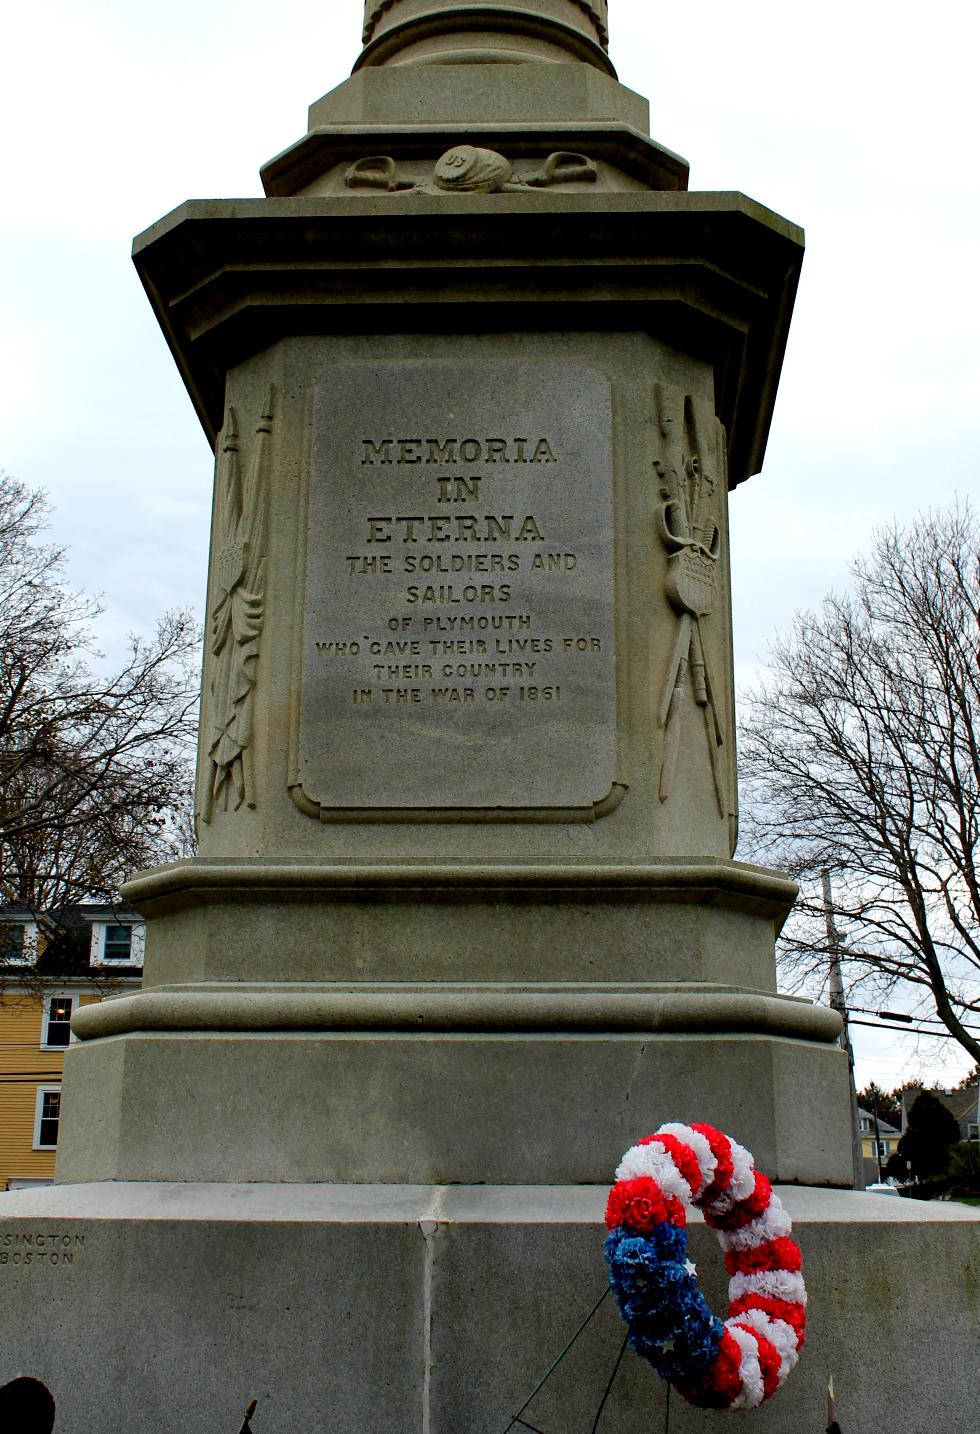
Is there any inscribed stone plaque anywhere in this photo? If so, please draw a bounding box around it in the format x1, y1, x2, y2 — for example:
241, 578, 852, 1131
297, 363, 615, 814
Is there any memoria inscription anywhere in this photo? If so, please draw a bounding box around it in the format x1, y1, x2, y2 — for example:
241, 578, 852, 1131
296, 363, 615, 814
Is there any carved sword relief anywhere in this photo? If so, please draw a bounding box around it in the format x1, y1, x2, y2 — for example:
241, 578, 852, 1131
200, 389, 274, 822
653, 384, 727, 817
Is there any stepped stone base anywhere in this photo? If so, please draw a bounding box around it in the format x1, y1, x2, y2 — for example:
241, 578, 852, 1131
56, 1011, 850, 1186
0, 1183, 977, 1431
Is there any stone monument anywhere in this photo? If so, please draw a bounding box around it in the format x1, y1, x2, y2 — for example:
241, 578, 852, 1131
1, 2, 977, 1428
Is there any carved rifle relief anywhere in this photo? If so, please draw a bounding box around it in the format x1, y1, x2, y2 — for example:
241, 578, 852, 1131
200, 389, 274, 822
653, 385, 727, 817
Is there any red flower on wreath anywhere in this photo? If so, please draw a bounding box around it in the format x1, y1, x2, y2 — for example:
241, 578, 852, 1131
604, 1176, 686, 1232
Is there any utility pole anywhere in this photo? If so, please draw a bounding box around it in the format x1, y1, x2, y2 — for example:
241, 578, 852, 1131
822, 869, 865, 1189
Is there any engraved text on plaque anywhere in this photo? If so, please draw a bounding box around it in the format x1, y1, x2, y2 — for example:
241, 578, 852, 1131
296, 362, 616, 815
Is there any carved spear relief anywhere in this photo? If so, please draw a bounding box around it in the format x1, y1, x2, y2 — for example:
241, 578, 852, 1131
200, 388, 274, 822
653, 384, 727, 817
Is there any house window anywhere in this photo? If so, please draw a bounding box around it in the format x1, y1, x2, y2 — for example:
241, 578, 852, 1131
860, 1118, 871, 1132
1, 924, 27, 963
90, 919, 144, 968
33, 1087, 61, 1149
969, 1124, 979, 1142
876, 1140, 890, 1159
103, 925, 132, 960
41, 996, 74, 1049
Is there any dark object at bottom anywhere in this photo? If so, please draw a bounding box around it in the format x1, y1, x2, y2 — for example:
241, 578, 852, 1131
238, 1397, 258, 1433
0, 1377, 56, 1434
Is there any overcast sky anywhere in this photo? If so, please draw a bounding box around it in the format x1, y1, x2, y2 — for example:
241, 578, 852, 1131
2, 0, 977, 1091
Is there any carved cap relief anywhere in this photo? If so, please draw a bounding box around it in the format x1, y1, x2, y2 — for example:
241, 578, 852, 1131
433, 145, 515, 192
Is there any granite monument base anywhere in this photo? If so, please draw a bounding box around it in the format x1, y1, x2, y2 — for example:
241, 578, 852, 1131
58, 862, 854, 1189
0, 1183, 977, 1432
56, 1008, 849, 1188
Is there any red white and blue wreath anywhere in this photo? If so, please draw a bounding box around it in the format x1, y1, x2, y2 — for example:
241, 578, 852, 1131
604, 1122, 806, 1411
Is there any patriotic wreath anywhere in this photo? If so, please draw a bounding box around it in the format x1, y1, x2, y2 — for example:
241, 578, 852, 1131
604, 1122, 806, 1411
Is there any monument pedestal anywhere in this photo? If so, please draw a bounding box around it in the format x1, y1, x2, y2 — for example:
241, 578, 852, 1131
58, 857, 850, 1187
0, 1181, 977, 1430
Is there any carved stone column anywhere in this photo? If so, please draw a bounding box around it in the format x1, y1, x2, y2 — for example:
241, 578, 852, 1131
358, 0, 611, 69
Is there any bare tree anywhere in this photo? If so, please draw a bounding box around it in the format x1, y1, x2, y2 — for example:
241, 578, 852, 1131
739, 503, 980, 1065
0, 474, 199, 916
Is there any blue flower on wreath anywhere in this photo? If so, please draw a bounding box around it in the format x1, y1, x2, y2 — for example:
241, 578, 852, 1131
605, 1224, 724, 1382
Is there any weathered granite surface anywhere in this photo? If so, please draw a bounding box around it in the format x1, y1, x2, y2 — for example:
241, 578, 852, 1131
0, 1183, 977, 1431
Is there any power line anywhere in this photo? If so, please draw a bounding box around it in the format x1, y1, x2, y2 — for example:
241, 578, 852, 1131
849, 1017, 979, 1041
848, 1006, 980, 1035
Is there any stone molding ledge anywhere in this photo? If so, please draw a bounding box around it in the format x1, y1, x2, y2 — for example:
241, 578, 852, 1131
123, 857, 797, 912
4, 1181, 978, 1223
71, 981, 840, 1043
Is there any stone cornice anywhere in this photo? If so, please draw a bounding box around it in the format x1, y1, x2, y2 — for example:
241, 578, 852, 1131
132, 191, 803, 488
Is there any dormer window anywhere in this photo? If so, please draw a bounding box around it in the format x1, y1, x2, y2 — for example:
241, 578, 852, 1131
1, 922, 35, 964
3, 925, 25, 961
103, 925, 132, 960
89, 918, 144, 968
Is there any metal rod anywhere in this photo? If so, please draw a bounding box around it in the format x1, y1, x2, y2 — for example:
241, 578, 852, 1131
589, 1333, 629, 1433
501, 1286, 611, 1433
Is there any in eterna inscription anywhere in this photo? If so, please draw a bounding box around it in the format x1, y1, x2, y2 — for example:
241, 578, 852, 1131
320, 432, 599, 707
299, 363, 615, 812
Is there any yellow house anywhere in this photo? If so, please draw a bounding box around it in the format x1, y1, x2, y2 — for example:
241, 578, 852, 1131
0, 906, 144, 1191
0, 985, 102, 1189
858, 1105, 901, 1184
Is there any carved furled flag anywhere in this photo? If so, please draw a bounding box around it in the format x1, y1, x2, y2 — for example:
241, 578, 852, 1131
200, 389, 273, 821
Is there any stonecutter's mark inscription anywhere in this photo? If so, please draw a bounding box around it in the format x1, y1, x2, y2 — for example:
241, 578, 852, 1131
293, 363, 617, 819
0, 1232, 86, 1270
